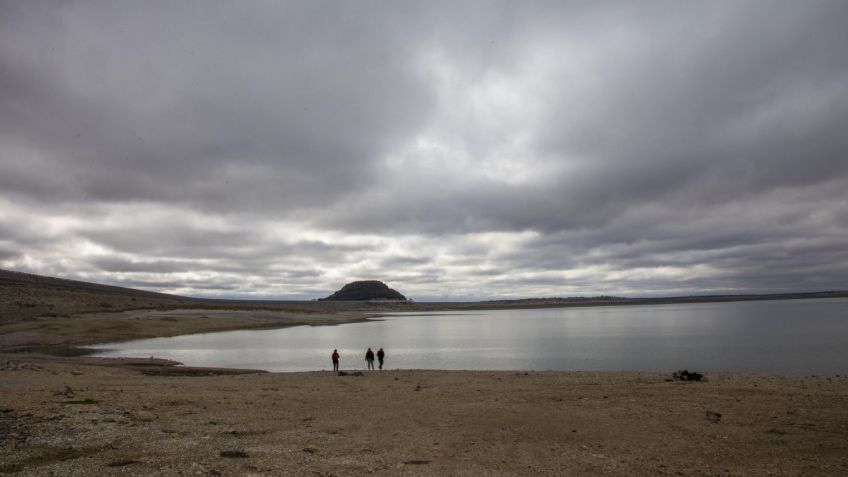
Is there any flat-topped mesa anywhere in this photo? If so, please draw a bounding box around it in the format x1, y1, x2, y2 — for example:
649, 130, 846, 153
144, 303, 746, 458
322, 280, 407, 301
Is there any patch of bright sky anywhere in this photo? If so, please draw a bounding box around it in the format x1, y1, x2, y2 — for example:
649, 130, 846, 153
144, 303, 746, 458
397, 46, 566, 187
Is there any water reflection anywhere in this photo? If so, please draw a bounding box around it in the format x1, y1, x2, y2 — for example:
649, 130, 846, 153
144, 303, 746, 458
89, 298, 848, 374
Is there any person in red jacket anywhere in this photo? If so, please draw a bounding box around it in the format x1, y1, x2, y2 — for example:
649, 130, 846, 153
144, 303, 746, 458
331, 349, 340, 372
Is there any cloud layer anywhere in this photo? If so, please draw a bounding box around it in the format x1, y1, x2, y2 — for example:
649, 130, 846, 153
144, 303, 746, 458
2, 1, 847, 299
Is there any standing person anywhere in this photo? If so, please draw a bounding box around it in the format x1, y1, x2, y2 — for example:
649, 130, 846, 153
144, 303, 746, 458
331, 349, 340, 372
377, 347, 385, 370
365, 347, 375, 370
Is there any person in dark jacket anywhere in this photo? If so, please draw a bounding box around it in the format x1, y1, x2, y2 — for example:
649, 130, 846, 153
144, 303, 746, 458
365, 347, 375, 370
376, 347, 385, 370
331, 349, 340, 372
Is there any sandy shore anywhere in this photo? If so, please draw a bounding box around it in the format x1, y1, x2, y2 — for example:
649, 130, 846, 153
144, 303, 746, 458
2, 317, 848, 477
3, 357, 848, 476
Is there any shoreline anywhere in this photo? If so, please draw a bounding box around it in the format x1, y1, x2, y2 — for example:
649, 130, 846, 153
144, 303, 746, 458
3, 360, 847, 475
3, 266, 846, 361
5, 303, 846, 377
4, 279, 848, 474
0, 307, 379, 356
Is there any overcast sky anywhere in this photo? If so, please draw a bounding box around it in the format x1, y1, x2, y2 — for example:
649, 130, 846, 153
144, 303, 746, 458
2, 1, 847, 300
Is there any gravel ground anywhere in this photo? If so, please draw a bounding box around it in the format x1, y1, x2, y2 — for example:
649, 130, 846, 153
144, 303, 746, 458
2, 358, 848, 476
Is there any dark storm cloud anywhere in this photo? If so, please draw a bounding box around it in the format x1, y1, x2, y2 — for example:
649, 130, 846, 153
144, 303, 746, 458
1, 1, 847, 298
534, 3, 848, 214
316, 1, 848, 236
0, 1, 433, 210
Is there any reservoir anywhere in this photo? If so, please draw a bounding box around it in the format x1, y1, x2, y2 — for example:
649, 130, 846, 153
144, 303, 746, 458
88, 298, 848, 374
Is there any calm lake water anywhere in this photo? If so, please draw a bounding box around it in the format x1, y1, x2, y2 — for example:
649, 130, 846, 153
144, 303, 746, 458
88, 298, 848, 374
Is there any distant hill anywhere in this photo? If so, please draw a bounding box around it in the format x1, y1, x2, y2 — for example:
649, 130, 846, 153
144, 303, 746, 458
322, 280, 407, 301
0, 268, 192, 322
